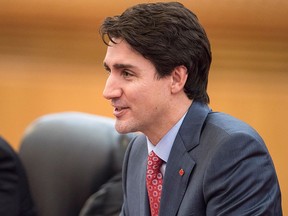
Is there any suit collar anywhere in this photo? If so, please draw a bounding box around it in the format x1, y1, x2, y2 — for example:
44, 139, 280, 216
179, 101, 211, 151
159, 101, 210, 216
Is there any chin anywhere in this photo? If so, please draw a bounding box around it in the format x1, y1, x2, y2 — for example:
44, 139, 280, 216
115, 121, 131, 134
115, 119, 137, 134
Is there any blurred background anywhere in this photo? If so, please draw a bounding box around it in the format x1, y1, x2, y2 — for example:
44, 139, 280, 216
1, 0, 287, 214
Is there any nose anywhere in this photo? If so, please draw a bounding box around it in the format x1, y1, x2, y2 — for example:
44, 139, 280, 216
103, 72, 122, 100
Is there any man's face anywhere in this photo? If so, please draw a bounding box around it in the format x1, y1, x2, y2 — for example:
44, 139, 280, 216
103, 38, 172, 136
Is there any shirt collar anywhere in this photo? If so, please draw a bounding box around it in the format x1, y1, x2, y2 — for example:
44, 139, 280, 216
147, 113, 186, 163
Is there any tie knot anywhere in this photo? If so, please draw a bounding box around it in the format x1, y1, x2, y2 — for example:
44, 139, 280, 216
147, 151, 163, 171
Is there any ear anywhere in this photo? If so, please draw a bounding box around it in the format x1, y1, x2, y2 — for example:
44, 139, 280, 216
170, 65, 188, 94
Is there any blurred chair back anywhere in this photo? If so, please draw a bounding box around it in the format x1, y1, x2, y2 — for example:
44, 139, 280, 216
19, 112, 131, 216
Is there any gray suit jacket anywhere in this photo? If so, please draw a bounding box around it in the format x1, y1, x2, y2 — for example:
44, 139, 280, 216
120, 101, 282, 216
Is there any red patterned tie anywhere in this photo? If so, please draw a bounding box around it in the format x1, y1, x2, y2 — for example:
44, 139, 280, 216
146, 151, 163, 216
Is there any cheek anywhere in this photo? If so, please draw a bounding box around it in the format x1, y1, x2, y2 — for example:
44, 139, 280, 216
128, 79, 171, 109
140, 85, 169, 109
127, 88, 156, 114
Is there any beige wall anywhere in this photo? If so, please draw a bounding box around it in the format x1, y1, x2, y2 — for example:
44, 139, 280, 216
1, 0, 287, 214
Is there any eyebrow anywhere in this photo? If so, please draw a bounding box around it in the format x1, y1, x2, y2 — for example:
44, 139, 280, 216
103, 62, 137, 71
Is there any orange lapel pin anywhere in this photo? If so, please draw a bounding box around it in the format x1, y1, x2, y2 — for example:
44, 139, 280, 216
179, 168, 185, 176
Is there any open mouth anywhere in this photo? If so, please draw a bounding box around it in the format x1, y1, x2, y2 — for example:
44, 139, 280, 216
115, 107, 125, 111
113, 106, 129, 117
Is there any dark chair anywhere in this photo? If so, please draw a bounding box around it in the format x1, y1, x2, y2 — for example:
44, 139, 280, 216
19, 112, 132, 216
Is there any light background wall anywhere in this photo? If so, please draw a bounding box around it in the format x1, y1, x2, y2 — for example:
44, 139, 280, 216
1, 0, 287, 214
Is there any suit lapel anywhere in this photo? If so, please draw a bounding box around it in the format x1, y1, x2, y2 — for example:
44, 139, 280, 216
159, 102, 211, 216
132, 135, 151, 216
139, 155, 150, 216
159, 137, 195, 216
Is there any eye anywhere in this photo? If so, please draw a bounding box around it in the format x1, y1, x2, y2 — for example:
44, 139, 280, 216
103, 64, 111, 75
122, 70, 133, 78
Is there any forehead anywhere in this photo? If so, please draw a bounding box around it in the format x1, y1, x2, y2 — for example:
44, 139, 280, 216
103, 38, 155, 71
104, 39, 140, 62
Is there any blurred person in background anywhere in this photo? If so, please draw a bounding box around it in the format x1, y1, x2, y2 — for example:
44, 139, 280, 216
0, 136, 36, 216
100, 2, 282, 216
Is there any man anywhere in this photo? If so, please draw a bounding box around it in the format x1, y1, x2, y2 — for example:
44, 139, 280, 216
0, 136, 36, 216
100, 2, 282, 215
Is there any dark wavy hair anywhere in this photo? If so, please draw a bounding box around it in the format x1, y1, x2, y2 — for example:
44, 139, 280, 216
100, 2, 212, 104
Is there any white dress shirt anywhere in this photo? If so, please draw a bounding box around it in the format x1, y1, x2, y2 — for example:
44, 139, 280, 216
146, 113, 186, 176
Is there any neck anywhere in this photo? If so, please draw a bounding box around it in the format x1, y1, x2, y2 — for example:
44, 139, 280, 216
147, 99, 192, 145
